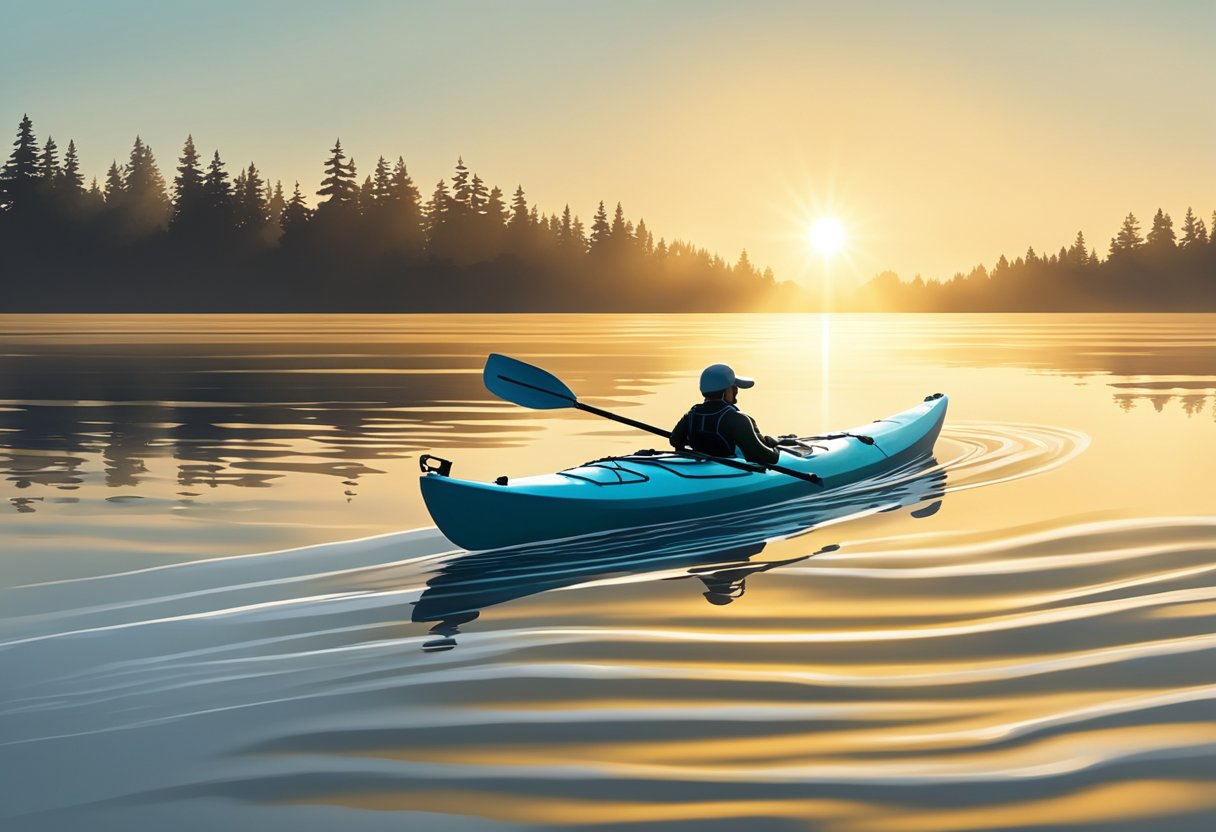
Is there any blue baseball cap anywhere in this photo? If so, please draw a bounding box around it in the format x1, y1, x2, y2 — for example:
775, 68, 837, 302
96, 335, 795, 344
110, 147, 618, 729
699, 363, 755, 395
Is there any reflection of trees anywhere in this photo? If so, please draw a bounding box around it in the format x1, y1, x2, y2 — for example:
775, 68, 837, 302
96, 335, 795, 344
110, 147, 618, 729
886, 318, 1216, 419
0, 340, 681, 509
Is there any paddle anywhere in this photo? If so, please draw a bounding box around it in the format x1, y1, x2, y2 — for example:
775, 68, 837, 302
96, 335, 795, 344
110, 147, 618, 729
483, 353, 822, 485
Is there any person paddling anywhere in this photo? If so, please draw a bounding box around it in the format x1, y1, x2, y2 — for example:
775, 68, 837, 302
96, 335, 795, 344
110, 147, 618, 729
670, 363, 781, 465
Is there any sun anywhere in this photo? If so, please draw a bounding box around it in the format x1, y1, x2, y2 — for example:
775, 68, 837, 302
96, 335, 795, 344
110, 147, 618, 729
807, 217, 846, 256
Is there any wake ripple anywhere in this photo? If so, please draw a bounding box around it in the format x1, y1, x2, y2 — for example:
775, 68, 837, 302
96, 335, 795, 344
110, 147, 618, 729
4, 421, 1215, 831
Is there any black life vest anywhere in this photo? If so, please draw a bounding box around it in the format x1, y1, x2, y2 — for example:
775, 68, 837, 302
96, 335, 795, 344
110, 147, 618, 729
684, 402, 739, 457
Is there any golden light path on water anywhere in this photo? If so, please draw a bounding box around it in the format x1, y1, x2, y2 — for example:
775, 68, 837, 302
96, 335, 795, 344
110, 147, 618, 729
0, 313, 1213, 832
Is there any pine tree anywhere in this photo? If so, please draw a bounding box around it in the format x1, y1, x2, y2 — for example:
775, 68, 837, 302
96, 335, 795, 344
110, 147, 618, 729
103, 161, 125, 205
635, 217, 653, 255
389, 157, 420, 208
590, 200, 610, 248
171, 135, 205, 228
1180, 207, 1202, 247
0, 114, 40, 211
1146, 208, 1175, 248
469, 174, 488, 214
572, 215, 587, 252
358, 175, 375, 214
372, 156, 392, 204
485, 185, 507, 227
424, 179, 452, 240
61, 139, 84, 195
735, 249, 754, 276
1067, 230, 1089, 266
380, 157, 424, 253
236, 162, 266, 230
281, 181, 312, 236
611, 202, 627, 240
317, 139, 357, 206
123, 136, 171, 231
38, 136, 60, 184
451, 157, 471, 212
509, 185, 529, 228
1111, 212, 1143, 255
266, 180, 286, 226
201, 150, 233, 229
559, 205, 573, 247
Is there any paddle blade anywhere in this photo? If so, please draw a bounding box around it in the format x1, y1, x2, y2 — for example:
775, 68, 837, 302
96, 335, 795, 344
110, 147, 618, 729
483, 353, 578, 410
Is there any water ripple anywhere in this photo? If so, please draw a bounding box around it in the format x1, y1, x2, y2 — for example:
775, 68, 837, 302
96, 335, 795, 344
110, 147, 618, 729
3, 422, 1214, 831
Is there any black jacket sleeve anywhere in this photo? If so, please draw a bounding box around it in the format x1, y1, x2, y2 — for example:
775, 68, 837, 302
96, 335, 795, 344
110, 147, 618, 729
723, 411, 780, 465
670, 412, 690, 449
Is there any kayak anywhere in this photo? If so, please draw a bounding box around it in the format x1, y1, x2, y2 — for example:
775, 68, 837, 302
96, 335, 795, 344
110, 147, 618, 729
413, 452, 947, 649
420, 392, 948, 550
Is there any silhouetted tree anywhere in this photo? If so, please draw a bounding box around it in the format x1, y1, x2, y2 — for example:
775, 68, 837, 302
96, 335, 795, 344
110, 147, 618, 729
120, 136, 170, 235
60, 139, 84, 197
508, 185, 529, 229
0, 114, 40, 212
636, 217, 654, 255
280, 181, 312, 237
1067, 231, 1089, 266
424, 178, 452, 244
1146, 208, 1175, 249
266, 181, 285, 226
171, 135, 205, 230
589, 200, 610, 250
1110, 212, 1143, 255
610, 202, 627, 242
198, 149, 235, 236
235, 162, 267, 233
317, 139, 356, 207
1180, 207, 1203, 247
103, 160, 124, 205
38, 136, 60, 185
451, 157, 471, 213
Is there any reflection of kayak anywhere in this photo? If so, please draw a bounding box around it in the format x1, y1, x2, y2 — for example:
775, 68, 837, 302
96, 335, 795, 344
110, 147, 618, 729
420, 394, 947, 551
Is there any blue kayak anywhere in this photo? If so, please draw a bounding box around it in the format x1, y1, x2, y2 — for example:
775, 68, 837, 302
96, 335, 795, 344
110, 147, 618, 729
419, 393, 948, 551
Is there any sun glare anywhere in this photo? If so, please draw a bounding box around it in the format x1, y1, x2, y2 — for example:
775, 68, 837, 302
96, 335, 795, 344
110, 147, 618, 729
808, 217, 846, 256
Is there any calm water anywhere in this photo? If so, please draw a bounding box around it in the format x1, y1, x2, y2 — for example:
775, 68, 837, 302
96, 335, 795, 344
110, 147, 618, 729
1, 313, 1214, 831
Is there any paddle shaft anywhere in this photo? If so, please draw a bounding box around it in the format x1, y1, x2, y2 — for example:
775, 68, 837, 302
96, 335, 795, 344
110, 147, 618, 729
576, 401, 671, 439
577, 402, 821, 484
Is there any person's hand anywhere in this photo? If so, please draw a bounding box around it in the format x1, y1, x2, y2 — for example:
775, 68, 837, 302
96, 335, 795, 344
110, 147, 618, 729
777, 436, 801, 446
762, 435, 779, 448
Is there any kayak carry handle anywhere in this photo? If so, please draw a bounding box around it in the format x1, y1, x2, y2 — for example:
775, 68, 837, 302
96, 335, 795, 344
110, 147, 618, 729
420, 454, 453, 477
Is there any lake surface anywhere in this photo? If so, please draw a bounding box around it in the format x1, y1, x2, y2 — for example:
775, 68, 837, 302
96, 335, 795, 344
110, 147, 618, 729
1, 313, 1214, 831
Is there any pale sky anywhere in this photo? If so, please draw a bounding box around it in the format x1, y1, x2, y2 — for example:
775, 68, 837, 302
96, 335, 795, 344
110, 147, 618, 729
4, 0, 1214, 289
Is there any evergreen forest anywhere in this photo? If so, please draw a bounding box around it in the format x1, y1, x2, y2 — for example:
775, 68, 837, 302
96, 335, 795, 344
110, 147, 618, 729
2, 115, 1214, 312
0, 116, 794, 312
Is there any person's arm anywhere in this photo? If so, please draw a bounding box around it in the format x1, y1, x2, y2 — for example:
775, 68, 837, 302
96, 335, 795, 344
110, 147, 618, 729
747, 415, 780, 449
670, 412, 690, 450
723, 411, 780, 464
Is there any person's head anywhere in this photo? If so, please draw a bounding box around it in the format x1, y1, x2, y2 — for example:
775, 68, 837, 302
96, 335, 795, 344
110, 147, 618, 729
699, 363, 754, 404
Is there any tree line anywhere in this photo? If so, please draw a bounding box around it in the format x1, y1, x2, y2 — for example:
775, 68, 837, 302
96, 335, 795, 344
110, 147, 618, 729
0, 115, 796, 312
849, 210, 1216, 311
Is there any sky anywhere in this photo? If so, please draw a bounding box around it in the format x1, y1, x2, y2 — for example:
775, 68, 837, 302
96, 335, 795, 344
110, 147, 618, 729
4, 0, 1214, 289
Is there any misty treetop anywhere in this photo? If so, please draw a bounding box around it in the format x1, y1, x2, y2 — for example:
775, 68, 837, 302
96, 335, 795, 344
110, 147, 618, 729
850, 208, 1216, 312
1, 115, 789, 312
